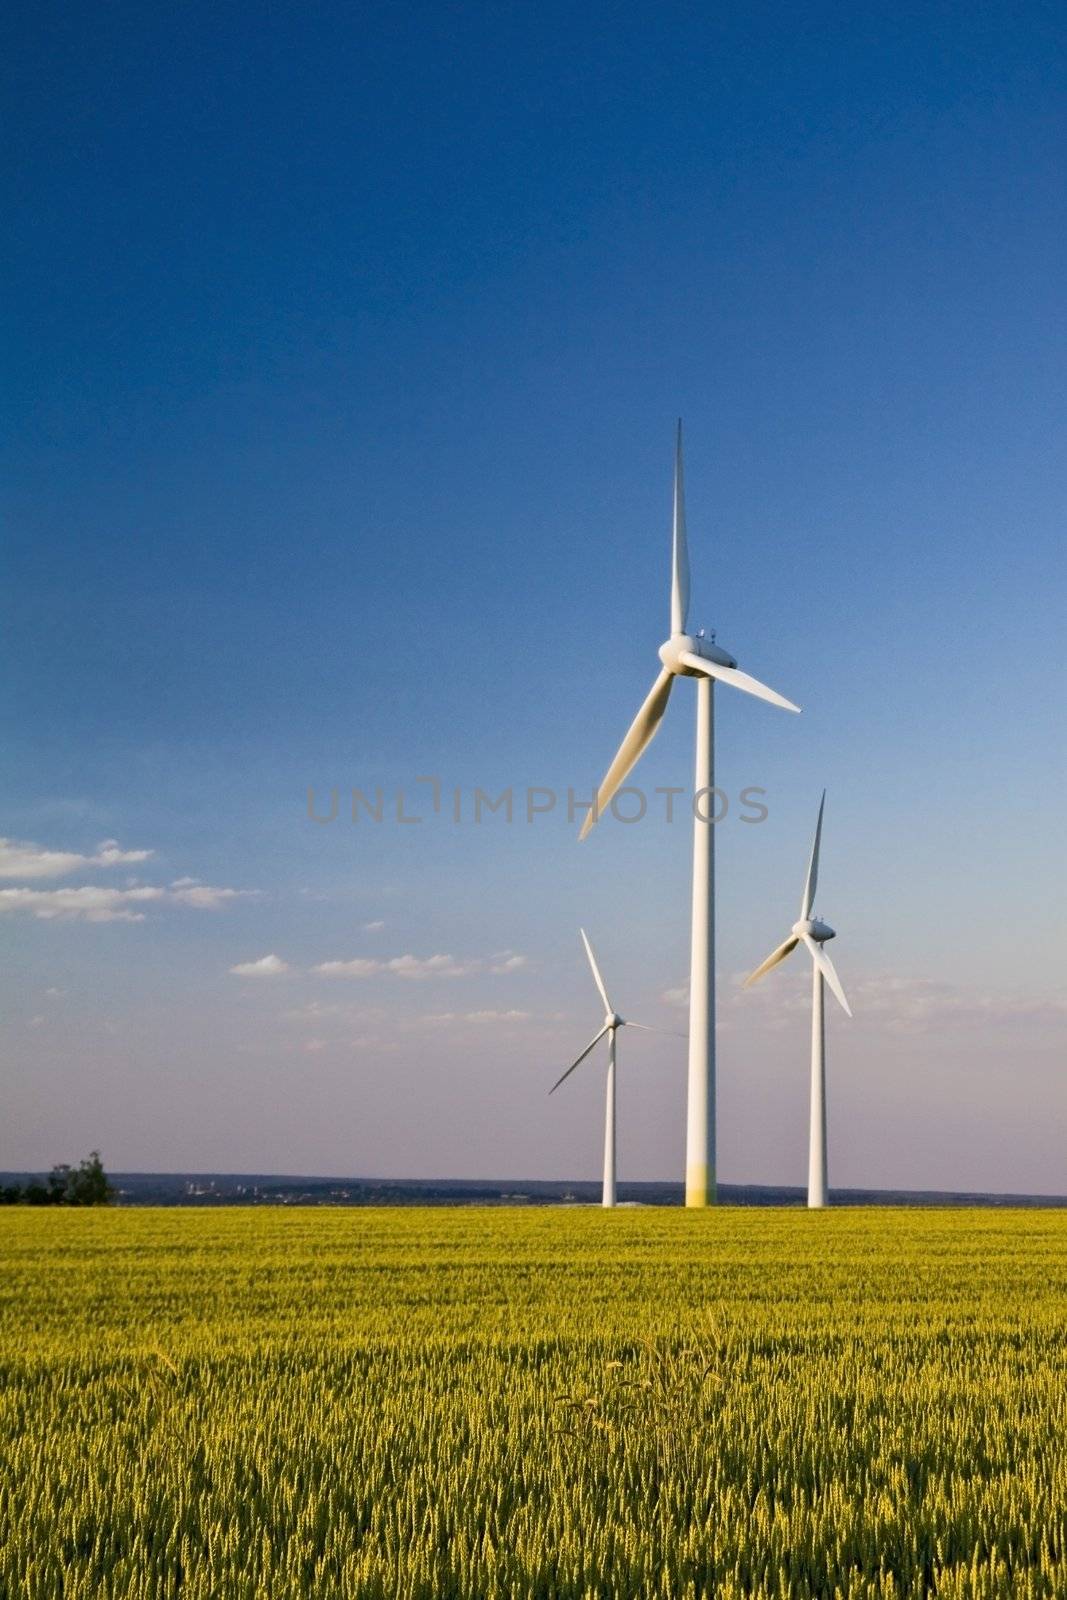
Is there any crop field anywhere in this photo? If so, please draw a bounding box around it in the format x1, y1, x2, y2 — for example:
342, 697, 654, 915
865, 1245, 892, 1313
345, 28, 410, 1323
1, 1208, 1065, 1599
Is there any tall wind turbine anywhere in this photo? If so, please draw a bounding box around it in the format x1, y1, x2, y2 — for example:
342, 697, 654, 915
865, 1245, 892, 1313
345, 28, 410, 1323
580, 424, 800, 1207
549, 929, 663, 1208
744, 791, 852, 1208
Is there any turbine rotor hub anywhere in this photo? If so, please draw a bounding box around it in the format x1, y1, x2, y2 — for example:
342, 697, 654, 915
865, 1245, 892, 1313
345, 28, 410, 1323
794, 917, 836, 943
658, 633, 738, 675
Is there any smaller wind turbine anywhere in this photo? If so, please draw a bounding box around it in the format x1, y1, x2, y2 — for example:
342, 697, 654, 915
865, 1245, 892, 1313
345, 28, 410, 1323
744, 792, 852, 1209
550, 930, 665, 1208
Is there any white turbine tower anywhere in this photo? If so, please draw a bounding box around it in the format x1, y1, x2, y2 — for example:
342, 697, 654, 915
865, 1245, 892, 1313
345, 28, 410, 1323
744, 791, 852, 1208
549, 929, 662, 1208
580, 423, 800, 1207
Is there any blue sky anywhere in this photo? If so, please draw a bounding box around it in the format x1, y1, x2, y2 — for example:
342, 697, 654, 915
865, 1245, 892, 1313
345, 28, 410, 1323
3, 0, 1065, 1191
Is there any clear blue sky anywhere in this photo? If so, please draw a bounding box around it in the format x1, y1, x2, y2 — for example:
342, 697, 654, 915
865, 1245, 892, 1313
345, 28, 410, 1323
3, 0, 1065, 1191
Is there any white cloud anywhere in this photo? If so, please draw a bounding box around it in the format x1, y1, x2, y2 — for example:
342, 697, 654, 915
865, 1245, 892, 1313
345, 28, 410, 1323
362, 919, 386, 932
170, 884, 254, 910
725, 967, 1067, 1036
426, 1009, 532, 1025
0, 834, 254, 921
0, 837, 153, 881
662, 985, 689, 1008
348, 1034, 401, 1054
0, 881, 255, 923
386, 953, 474, 979
313, 951, 525, 981
0, 885, 164, 922
490, 951, 527, 974
281, 1000, 390, 1024
230, 954, 289, 978
841, 974, 1067, 1034
314, 953, 473, 980
94, 839, 152, 868
314, 957, 382, 978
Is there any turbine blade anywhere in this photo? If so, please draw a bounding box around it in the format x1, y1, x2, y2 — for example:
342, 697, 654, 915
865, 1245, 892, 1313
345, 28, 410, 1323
801, 790, 826, 920
671, 420, 690, 636
579, 668, 674, 840
549, 1024, 610, 1094
678, 651, 800, 714
802, 935, 852, 1017
579, 928, 612, 1014
743, 936, 799, 987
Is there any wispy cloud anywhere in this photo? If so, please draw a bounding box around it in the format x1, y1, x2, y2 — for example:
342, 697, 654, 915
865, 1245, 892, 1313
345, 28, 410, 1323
425, 1009, 533, 1024
0, 834, 255, 922
314, 953, 477, 980
842, 974, 1067, 1034
0, 882, 256, 923
281, 1000, 391, 1024
0, 837, 152, 881
288, 1031, 400, 1057
722, 967, 1067, 1035
311, 950, 528, 981
312, 957, 381, 978
362, 919, 386, 932
390, 953, 474, 979
0, 886, 165, 923
230, 954, 289, 977
308, 940, 524, 979
170, 883, 253, 910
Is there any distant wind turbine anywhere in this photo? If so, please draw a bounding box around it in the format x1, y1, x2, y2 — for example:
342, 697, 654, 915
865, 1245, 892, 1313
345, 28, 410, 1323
744, 791, 852, 1208
580, 423, 800, 1207
549, 929, 665, 1209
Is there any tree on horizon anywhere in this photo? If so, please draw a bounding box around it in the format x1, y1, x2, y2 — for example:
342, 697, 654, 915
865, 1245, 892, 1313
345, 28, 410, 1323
0, 1151, 115, 1207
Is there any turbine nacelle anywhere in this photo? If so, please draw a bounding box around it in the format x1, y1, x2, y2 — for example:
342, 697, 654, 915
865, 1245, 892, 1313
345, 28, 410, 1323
605, 1011, 625, 1031
793, 917, 836, 944
658, 633, 738, 675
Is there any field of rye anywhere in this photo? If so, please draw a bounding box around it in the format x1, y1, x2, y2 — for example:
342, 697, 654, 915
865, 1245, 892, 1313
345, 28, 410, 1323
1, 1207, 1064, 1599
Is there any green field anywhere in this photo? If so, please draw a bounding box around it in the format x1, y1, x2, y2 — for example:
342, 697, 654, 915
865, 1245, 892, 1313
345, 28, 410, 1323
1, 1208, 1065, 1599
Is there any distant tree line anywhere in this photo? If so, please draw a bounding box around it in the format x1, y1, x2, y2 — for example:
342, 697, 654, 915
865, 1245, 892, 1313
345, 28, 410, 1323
0, 1151, 114, 1207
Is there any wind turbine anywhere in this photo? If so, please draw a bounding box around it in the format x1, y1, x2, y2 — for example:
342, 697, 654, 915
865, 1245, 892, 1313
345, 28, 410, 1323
744, 791, 852, 1208
549, 929, 662, 1208
580, 423, 800, 1207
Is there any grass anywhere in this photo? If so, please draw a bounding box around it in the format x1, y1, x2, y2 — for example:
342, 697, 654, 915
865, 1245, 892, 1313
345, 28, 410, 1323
1, 1207, 1064, 1598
